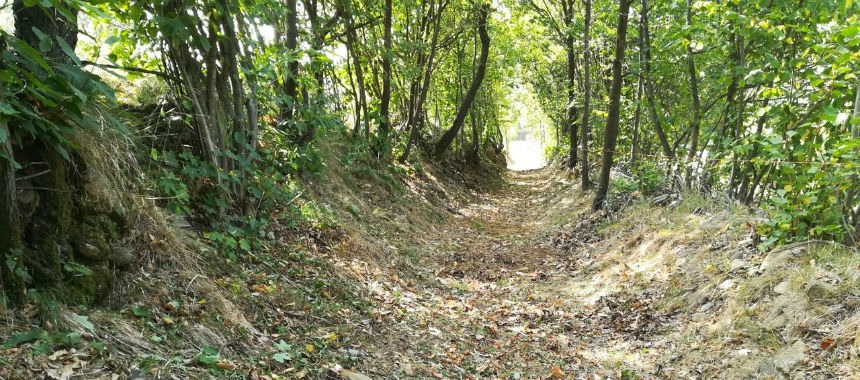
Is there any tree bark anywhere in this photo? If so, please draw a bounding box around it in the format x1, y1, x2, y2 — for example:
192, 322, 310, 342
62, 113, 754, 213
631, 18, 644, 167
592, 0, 631, 211
580, 0, 592, 189
639, 0, 673, 159
377, 0, 393, 156
400, 0, 447, 162
684, 0, 702, 188
282, 0, 299, 122
0, 69, 25, 305
344, 11, 369, 138
565, 0, 578, 169
434, 4, 490, 157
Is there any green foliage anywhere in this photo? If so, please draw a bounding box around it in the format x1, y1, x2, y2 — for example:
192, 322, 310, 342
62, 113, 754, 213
629, 161, 666, 196
0, 29, 119, 168
148, 134, 324, 260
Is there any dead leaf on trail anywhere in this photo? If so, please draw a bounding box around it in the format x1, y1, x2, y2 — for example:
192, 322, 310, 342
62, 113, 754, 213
215, 361, 236, 370
341, 369, 373, 380
550, 365, 565, 379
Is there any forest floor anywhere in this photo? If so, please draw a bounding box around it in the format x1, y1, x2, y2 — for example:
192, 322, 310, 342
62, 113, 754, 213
344, 165, 860, 380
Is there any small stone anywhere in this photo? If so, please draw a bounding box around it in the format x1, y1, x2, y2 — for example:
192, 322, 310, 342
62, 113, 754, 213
168, 214, 191, 228
773, 281, 791, 295
729, 259, 747, 271
772, 340, 806, 374
109, 245, 137, 269
75, 242, 102, 259
805, 282, 835, 300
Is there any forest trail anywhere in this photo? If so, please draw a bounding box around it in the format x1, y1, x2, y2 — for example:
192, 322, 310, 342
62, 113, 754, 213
360, 167, 675, 379
348, 162, 860, 380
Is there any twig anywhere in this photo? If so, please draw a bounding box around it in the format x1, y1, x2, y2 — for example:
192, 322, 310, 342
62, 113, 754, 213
14, 169, 51, 182
81, 60, 175, 81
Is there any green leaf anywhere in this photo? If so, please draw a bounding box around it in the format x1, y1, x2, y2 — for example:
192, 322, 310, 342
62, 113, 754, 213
239, 238, 251, 252
104, 35, 120, 45
71, 313, 95, 332
822, 106, 839, 122
2, 328, 44, 349
131, 305, 150, 318
0, 102, 18, 116
63, 261, 92, 276
91, 341, 105, 352
271, 352, 291, 363
30, 27, 51, 52
8, 38, 51, 71
56, 37, 81, 66
274, 339, 291, 351
197, 346, 219, 364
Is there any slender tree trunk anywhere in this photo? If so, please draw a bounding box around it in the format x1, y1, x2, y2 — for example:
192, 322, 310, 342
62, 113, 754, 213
580, 0, 593, 188
400, 1, 446, 162
592, 0, 631, 211
566, 39, 579, 169
640, 0, 673, 159
846, 79, 860, 233
378, 0, 393, 156
282, 0, 299, 122
738, 98, 769, 201
684, 0, 702, 188
470, 101, 480, 161
631, 21, 644, 167
346, 21, 369, 138
435, 5, 490, 156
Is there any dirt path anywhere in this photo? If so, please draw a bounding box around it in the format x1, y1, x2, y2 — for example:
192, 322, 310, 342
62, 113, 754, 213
363, 168, 671, 379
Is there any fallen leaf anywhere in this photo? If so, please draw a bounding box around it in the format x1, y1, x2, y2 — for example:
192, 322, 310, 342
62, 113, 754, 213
550, 365, 565, 379
306, 344, 315, 353
250, 284, 268, 293
820, 338, 835, 350
341, 369, 373, 380
215, 361, 236, 370
48, 350, 68, 360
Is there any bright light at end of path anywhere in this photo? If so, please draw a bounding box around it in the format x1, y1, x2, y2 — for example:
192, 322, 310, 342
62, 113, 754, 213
507, 139, 546, 171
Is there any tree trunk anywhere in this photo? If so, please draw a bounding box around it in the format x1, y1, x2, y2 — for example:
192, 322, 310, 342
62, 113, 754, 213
631, 20, 644, 167
580, 0, 592, 189
566, 39, 578, 169
281, 0, 299, 122
684, 0, 702, 188
639, 0, 673, 159
470, 103, 480, 162
434, 5, 490, 157
0, 73, 25, 305
8, 0, 80, 304
377, 0, 393, 156
345, 16, 369, 138
592, 0, 631, 211
738, 98, 769, 201
849, 79, 860, 235
400, 1, 446, 162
